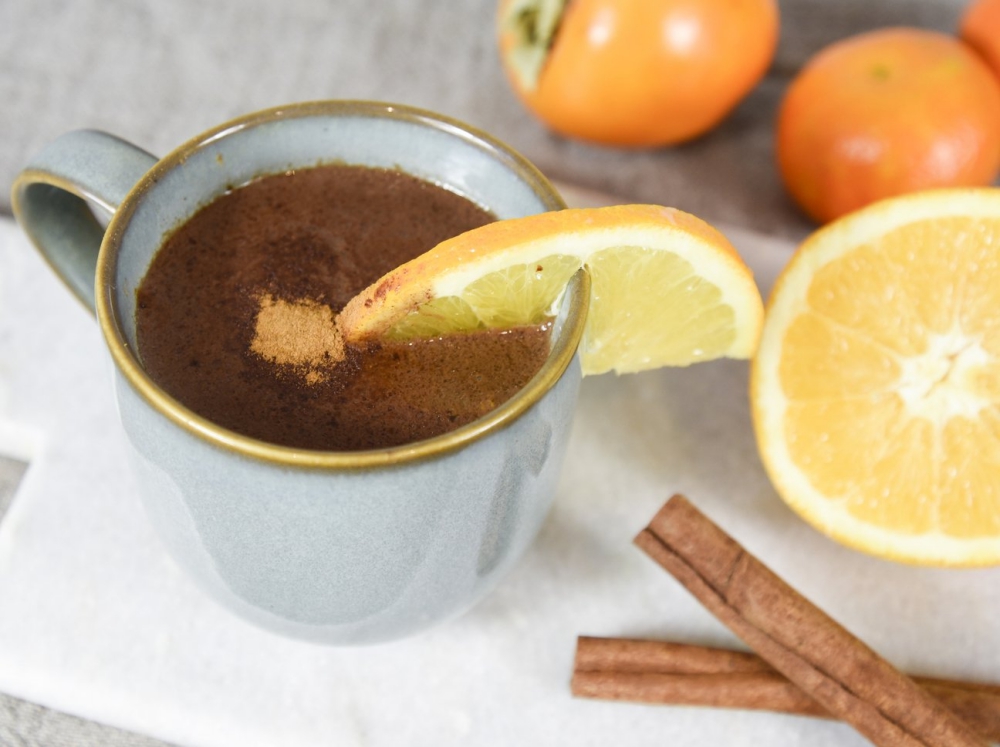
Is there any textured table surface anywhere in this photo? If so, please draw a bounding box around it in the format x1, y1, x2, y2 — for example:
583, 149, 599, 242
0, 0, 987, 745
0, 0, 975, 236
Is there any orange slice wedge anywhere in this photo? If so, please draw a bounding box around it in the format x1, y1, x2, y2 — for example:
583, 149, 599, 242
752, 188, 1000, 566
338, 204, 764, 376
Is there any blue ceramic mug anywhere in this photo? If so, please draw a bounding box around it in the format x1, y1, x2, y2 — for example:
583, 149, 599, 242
11, 101, 588, 644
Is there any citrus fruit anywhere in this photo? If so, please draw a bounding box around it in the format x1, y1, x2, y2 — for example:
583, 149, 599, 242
961, 0, 1000, 80
751, 188, 1000, 566
338, 204, 764, 376
497, 0, 779, 147
777, 28, 1000, 225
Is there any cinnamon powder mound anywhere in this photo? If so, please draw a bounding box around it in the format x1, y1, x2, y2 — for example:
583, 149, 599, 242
250, 293, 346, 382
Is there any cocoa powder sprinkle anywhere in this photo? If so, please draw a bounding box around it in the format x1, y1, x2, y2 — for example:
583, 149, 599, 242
250, 294, 345, 382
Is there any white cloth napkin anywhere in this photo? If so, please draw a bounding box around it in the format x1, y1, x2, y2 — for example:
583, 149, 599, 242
0, 192, 998, 747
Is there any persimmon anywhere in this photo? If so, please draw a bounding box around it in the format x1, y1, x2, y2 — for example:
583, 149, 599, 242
777, 28, 1000, 224
497, 0, 779, 147
961, 0, 1000, 80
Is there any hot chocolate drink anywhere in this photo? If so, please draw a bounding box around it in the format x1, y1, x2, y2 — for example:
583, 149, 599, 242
135, 164, 553, 451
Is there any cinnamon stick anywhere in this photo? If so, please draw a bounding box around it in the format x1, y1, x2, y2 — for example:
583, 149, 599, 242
632, 495, 988, 747
571, 637, 1000, 741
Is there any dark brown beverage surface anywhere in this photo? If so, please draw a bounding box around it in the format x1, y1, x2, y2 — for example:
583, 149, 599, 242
135, 164, 552, 451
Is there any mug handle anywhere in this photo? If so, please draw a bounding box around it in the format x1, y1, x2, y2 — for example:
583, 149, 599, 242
10, 130, 158, 315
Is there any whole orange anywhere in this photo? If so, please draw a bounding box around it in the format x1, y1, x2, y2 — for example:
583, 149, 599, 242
777, 28, 1000, 224
961, 0, 1000, 79
497, 0, 779, 147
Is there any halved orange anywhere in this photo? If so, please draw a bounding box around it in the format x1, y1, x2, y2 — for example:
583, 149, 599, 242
337, 204, 764, 376
752, 188, 1000, 566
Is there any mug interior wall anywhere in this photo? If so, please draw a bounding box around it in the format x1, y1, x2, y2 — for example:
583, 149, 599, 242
112, 108, 558, 349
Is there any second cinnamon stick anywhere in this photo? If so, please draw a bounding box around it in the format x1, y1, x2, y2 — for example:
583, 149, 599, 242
571, 637, 1000, 741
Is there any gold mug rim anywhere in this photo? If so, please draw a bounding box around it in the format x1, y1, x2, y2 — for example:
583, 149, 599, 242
67, 99, 586, 470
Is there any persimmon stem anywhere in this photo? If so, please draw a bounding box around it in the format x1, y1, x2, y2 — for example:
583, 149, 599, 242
501, 0, 567, 91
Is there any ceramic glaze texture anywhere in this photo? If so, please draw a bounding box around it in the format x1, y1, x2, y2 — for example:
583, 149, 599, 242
13, 102, 587, 644
117, 356, 580, 643
14, 131, 157, 310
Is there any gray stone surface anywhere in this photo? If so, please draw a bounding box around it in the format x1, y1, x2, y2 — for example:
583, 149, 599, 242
0, 456, 27, 523
0, 693, 175, 747
0, 0, 978, 744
